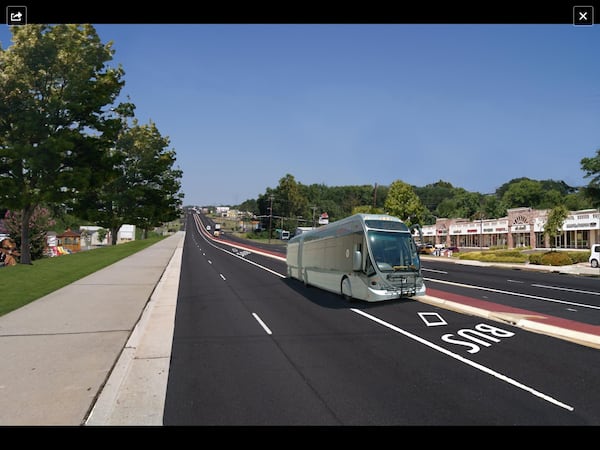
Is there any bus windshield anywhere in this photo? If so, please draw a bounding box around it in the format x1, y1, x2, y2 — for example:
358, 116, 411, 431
367, 230, 420, 272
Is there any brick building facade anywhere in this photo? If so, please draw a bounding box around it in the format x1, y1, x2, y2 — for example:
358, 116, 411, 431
420, 207, 600, 250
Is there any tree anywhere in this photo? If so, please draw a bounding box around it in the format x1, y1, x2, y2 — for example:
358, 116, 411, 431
352, 205, 384, 215
274, 174, 307, 228
3, 206, 56, 260
501, 179, 544, 209
581, 149, 600, 208
76, 119, 183, 243
0, 24, 130, 263
544, 205, 569, 250
384, 180, 426, 226
414, 180, 456, 213
120, 121, 183, 239
236, 198, 258, 215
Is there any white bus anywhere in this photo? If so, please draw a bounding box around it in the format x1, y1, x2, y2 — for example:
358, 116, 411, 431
286, 213, 425, 302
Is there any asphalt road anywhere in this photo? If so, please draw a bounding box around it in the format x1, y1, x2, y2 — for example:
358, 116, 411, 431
161, 213, 600, 425
421, 260, 600, 326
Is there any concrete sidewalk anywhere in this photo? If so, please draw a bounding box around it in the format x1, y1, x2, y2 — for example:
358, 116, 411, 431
0, 231, 184, 426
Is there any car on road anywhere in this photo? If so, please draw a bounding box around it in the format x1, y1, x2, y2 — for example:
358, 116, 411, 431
418, 244, 435, 254
590, 244, 600, 268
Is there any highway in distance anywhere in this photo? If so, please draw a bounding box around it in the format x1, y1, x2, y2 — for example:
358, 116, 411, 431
162, 212, 600, 425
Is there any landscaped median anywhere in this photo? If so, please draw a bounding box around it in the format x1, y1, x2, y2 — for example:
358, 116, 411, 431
457, 248, 591, 266
0, 236, 166, 317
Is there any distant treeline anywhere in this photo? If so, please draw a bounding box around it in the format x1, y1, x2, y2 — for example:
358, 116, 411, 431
222, 175, 594, 228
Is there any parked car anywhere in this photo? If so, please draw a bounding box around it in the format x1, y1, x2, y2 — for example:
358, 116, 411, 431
418, 244, 435, 254
590, 244, 600, 268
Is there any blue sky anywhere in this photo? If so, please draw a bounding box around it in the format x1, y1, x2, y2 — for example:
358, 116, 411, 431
1, 24, 599, 207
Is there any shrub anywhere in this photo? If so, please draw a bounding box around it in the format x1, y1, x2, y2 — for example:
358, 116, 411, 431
540, 251, 573, 266
566, 251, 591, 263
458, 250, 527, 263
528, 254, 543, 265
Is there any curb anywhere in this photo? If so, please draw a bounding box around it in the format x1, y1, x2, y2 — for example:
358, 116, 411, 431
418, 295, 600, 350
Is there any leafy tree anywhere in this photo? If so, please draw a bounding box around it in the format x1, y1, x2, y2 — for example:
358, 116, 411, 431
237, 198, 258, 214
481, 194, 507, 219
274, 174, 307, 226
496, 177, 533, 199
581, 149, 600, 208
76, 119, 183, 243
97, 228, 108, 243
538, 189, 563, 210
544, 205, 569, 250
0, 24, 130, 263
384, 180, 426, 226
540, 179, 577, 196
122, 121, 183, 239
414, 180, 456, 213
3, 206, 56, 260
501, 179, 544, 209
352, 205, 384, 215
564, 190, 593, 211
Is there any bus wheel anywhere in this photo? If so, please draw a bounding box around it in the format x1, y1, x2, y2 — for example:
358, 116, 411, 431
341, 277, 353, 301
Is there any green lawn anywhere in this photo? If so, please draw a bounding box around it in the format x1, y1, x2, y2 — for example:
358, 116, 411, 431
0, 236, 166, 317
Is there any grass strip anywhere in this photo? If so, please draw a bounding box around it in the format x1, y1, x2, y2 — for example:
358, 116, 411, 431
0, 236, 166, 317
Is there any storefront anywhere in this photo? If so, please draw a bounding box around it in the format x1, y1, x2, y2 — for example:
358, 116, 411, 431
419, 208, 599, 251
561, 210, 599, 249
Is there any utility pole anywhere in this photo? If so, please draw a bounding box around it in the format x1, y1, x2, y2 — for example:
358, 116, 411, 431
268, 194, 274, 244
373, 182, 378, 210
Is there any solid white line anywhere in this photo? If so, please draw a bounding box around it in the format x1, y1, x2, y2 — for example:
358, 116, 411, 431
424, 277, 600, 311
193, 215, 286, 279
220, 274, 226, 281
350, 308, 574, 412
422, 268, 448, 274
531, 284, 600, 296
252, 313, 272, 335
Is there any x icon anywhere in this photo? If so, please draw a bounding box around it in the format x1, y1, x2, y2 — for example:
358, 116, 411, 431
574, 6, 593, 26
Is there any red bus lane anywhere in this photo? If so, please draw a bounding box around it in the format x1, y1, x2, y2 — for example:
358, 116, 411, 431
420, 287, 600, 350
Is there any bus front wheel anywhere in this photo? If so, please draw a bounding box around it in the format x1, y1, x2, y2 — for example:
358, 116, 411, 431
341, 277, 353, 301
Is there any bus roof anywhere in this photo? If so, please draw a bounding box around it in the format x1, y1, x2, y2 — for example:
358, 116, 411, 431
289, 213, 408, 242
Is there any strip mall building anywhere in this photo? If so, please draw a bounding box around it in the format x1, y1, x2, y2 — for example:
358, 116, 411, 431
420, 207, 600, 250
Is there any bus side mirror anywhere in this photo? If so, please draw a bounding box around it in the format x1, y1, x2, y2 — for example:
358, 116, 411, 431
353, 250, 362, 271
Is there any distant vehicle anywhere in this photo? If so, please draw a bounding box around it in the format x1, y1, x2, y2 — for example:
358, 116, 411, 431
206, 225, 211, 231
293, 226, 314, 237
418, 244, 435, 254
446, 246, 459, 253
214, 223, 221, 231
590, 244, 600, 268
281, 230, 290, 240
286, 213, 425, 302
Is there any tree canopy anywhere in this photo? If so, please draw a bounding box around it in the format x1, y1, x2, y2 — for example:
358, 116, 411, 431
0, 24, 130, 263
581, 149, 600, 208
0, 24, 184, 261
75, 119, 183, 244
235, 174, 594, 230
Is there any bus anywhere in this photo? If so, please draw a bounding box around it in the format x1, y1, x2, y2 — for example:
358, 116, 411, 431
286, 213, 425, 302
